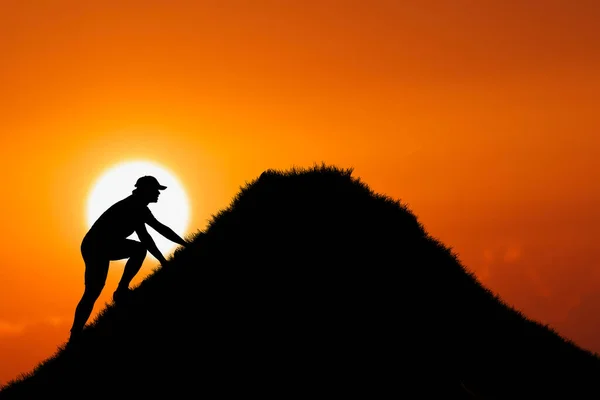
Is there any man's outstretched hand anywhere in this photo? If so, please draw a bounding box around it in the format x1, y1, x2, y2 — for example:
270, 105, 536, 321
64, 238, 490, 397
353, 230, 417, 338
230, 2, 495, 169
159, 257, 170, 267
159, 241, 189, 268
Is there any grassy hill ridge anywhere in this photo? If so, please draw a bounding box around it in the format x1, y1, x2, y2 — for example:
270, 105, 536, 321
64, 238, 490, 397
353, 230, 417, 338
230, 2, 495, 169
1, 164, 599, 399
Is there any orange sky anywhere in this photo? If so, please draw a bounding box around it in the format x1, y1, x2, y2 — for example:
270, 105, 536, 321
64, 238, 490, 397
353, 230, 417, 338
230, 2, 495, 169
1, 0, 599, 384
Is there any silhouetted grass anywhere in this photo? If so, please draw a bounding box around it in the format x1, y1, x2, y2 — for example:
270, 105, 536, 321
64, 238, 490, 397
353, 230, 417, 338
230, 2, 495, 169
1, 163, 599, 399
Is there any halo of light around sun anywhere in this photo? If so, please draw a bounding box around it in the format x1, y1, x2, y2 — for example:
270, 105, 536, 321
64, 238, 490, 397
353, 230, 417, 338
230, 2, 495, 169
86, 160, 190, 258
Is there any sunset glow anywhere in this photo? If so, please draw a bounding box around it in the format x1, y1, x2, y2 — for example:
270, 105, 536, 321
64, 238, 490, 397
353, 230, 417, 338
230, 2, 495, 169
86, 160, 190, 256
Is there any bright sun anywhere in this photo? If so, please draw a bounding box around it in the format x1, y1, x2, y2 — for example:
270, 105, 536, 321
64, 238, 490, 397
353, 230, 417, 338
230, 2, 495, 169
86, 160, 191, 258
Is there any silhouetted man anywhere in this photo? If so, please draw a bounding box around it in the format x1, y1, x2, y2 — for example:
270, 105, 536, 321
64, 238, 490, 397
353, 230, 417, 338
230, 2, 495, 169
69, 175, 188, 344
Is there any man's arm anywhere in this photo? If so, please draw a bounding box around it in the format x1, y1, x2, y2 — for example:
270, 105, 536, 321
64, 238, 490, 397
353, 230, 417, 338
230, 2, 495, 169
146, 214, 188, 247
136, 224, 169, 265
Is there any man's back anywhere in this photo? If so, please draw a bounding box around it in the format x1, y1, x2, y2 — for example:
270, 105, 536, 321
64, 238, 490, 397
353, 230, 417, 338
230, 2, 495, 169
84, 195, 152, 244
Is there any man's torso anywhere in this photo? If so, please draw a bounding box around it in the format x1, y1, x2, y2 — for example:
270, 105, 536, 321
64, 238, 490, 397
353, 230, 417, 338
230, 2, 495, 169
83, 195, 152, 246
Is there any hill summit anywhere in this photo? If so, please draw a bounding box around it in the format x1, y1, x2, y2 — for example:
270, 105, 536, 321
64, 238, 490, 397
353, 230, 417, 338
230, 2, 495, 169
1, 164, 599, 399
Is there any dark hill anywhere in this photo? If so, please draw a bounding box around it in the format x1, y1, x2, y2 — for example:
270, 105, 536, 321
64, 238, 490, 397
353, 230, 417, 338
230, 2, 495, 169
1, 164, 599, 399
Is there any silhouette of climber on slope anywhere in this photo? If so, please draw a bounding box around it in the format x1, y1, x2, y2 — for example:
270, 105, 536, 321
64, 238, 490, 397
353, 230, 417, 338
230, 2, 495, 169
69, 175, 188, 344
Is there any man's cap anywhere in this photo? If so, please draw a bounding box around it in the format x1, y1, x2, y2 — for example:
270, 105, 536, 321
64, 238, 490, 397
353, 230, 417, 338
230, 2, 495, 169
135, 175, 167, 190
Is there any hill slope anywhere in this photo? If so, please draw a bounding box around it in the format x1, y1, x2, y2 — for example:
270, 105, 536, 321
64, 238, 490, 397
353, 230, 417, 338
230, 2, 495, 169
1, 164, 599, 399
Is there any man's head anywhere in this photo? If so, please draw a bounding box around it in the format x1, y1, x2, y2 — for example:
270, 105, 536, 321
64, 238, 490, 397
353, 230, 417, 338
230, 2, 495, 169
133, 176, 167, 203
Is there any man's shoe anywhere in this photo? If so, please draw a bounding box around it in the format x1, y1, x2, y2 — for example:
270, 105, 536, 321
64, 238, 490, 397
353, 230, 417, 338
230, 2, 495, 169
113, 288, 133, 304
67, 330, 82, 348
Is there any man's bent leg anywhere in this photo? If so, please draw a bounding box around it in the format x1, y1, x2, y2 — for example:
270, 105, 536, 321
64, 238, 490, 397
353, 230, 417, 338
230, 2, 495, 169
70, 258, 109, 341
109, 239, 147, 298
